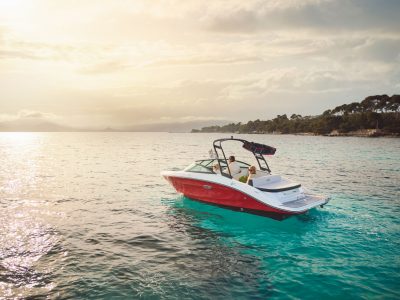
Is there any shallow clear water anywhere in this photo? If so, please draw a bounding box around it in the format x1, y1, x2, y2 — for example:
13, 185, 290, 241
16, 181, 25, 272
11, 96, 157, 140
0, 132, 399, 299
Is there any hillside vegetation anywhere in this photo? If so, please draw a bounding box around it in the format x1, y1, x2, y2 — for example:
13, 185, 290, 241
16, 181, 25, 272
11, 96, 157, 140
192, 95, 400, 136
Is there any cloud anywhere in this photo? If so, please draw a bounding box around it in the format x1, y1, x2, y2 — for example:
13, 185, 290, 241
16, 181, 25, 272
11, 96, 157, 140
0, 110, 60, 122
148, 55, 262, 67
20, 110, 61, 120
0, 50, 42, 60
78, 60, 128, 74
220, 65, 398, 99
0, 110, 74, 131
356, 38, 400, 63
204, 0, 400, 35
0, 28, 117, 65
72, 53, 399, 125
0, 32, 73, 61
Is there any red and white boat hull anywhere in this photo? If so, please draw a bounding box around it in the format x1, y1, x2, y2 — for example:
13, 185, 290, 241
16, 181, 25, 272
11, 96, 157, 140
162, 171, 329, 219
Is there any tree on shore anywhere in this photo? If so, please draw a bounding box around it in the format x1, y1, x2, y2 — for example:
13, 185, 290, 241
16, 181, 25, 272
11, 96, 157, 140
192, 94, 400, 135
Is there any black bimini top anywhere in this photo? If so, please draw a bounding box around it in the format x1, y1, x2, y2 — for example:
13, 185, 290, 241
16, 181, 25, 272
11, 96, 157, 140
213, 137, 276, 156
242, 140, 276, 155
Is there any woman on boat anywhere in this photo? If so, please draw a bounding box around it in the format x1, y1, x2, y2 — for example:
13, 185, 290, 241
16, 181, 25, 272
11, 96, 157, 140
213, 163, 221, 174
246, 165, 259, 184
228, 156, 241, 177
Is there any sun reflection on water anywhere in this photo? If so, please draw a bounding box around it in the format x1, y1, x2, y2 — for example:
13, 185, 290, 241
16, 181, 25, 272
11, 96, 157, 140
0, 201, 61, 297
0, 132, 43, 197
0, 133, 60, 298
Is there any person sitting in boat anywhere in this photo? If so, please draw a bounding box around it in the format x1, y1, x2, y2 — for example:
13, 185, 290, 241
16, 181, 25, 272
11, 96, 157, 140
228, 156, 242, 178
246, 165, 260, 184
212, 163, 221, 174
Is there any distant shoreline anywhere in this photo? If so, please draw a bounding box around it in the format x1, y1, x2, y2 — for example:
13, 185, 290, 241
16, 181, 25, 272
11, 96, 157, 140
192, 130, 400, 138
0, 130, 399, 137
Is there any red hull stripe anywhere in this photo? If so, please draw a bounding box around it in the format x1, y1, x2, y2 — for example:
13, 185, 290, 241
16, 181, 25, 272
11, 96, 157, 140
164, 176, 296, 215
183, 197, 292, 220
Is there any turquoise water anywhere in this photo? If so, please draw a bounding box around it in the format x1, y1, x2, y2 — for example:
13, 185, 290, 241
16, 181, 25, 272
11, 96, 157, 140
0, 132, 399, 299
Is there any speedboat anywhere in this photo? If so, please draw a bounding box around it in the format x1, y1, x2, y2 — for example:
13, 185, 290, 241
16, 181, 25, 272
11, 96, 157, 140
162, 137, 330, 220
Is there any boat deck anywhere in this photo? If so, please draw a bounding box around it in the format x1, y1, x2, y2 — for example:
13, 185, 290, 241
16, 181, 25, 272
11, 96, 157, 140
281, 194, 326, 208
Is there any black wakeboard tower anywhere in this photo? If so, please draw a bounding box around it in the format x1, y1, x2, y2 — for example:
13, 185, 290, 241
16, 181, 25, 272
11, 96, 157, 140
213, 137, 276, 178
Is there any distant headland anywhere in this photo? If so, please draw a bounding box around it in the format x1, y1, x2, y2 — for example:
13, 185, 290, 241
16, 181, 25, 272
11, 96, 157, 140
192, 95, 400, 137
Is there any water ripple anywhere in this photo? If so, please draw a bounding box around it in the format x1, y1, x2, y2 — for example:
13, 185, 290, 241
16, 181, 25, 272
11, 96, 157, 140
0, 132, 399, 299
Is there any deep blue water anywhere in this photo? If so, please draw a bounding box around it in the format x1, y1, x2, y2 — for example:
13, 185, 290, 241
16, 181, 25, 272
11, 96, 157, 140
0, 132, 399, 299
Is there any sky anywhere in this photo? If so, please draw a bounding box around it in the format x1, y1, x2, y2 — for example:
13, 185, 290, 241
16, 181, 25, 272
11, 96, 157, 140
0, 0, 399, 131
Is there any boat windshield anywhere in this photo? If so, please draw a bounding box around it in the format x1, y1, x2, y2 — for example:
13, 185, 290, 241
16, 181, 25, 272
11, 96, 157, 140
184, 163, 213, 174
197, 159, 250, 168
184, 159, 250, 174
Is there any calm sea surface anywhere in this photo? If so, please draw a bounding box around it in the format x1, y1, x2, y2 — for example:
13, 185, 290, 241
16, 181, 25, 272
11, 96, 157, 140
0, 132, 399, 299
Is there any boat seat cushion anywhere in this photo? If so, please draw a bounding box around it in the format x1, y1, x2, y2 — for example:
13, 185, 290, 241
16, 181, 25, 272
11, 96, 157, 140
252, 175, 281, 187
252, 175, 301, 192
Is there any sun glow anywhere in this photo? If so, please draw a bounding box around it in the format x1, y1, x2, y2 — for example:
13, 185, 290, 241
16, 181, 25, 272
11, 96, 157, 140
1, 131, 38, 143
0, 0, 399, 131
